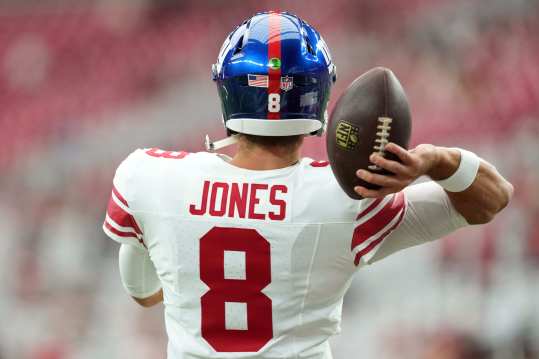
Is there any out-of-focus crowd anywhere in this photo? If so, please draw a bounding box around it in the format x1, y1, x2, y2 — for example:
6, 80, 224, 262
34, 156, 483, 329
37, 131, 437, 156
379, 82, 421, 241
0, 0, 538, 358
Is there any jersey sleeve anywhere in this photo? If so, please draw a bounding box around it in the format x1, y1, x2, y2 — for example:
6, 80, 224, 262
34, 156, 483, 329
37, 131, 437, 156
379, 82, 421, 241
102, 150, 146, 250
357, 181, 468, 265
350, 190, 407, 266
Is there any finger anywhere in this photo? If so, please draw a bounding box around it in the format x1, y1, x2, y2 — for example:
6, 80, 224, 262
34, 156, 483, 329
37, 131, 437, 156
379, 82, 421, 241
354, 185, 399, 199
384, 143, 414, 165
356, 169, 406, 187
370, 154, 414, 178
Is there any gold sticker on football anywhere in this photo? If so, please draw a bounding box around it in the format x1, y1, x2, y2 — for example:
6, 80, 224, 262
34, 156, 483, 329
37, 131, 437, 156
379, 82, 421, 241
335, 121, 359, 151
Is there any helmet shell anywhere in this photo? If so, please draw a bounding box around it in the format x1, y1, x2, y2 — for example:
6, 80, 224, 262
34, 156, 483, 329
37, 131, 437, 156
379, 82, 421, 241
213, 12, 337, 136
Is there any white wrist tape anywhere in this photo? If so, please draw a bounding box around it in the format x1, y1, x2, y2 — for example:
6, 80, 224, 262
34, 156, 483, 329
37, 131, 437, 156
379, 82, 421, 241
436, 148, 480, 192
119, 244, 161, 299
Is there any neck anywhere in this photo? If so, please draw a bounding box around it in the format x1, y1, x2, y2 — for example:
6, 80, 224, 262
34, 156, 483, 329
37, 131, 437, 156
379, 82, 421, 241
229, 139, 302, 171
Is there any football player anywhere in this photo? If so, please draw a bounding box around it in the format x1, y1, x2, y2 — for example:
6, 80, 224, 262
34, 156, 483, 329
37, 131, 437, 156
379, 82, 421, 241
103, 11, 513, 359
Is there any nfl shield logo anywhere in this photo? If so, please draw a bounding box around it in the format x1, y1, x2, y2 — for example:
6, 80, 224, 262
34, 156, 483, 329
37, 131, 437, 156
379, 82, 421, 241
280, 76, 293, 92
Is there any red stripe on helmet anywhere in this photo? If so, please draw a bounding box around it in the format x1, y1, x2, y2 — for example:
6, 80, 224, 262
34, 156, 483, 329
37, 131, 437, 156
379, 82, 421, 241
267, 12, 281, 120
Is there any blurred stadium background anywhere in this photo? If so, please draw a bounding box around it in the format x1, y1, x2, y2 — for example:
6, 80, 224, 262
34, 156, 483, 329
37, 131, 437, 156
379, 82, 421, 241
1, 0, 538, 358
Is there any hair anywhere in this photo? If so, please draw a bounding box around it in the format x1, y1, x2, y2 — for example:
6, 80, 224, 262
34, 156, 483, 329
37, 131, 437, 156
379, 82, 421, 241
239, 134, 304, 150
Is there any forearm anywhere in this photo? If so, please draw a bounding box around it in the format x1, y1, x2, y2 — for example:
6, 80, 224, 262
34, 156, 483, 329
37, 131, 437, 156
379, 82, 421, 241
119, 244, 163, 307
428, 147, 514, 224
355, 142, 513, 225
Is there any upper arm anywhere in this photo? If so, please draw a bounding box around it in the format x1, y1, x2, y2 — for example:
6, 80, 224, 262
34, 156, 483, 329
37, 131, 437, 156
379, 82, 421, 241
103, 150, 146, 249
367, 181, 468, 264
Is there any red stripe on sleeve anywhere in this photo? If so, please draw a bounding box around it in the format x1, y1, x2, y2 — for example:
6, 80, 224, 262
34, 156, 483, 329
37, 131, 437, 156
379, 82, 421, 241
351, 192, 405, 251
104, 221, 139, 238
104, 221, 146, 248
267, 11, 281, 120
107, 195, 143, 235
112, 185, 128, 206
356, 198, 383, 220
354, 207, 406, 266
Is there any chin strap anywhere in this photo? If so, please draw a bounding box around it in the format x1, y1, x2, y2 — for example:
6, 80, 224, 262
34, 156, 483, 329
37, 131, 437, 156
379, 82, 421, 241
205, 134, 239, 152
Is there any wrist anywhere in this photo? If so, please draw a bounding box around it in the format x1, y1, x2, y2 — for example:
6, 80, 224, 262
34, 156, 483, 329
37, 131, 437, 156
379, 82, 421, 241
426, 147, 461, 181
434, 148, 481, 192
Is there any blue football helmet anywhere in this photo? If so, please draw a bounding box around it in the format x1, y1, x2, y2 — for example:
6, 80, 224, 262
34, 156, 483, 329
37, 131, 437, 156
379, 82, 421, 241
212, 11, 337, 140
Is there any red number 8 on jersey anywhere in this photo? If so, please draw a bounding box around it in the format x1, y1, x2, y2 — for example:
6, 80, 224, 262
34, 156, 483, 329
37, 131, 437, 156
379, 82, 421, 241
200, 227, 273, 352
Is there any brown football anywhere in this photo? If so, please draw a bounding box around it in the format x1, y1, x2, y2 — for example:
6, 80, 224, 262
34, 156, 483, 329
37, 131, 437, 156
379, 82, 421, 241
326, 67, 412, 199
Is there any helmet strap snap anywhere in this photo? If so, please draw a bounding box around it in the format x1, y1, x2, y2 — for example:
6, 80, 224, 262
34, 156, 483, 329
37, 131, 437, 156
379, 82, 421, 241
205, 134, 239, 152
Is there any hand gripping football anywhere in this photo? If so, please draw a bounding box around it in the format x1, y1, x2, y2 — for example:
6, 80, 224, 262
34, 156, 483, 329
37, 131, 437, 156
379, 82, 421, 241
326, 67, 412, 199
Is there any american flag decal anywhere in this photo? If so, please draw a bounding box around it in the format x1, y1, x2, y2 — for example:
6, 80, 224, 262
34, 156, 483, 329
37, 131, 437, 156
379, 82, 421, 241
248, 74, 269, 88
247, 74, 293, 91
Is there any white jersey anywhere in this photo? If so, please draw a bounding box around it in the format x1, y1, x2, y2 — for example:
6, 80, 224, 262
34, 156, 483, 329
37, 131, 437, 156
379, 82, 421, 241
103, 148, 467, 359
